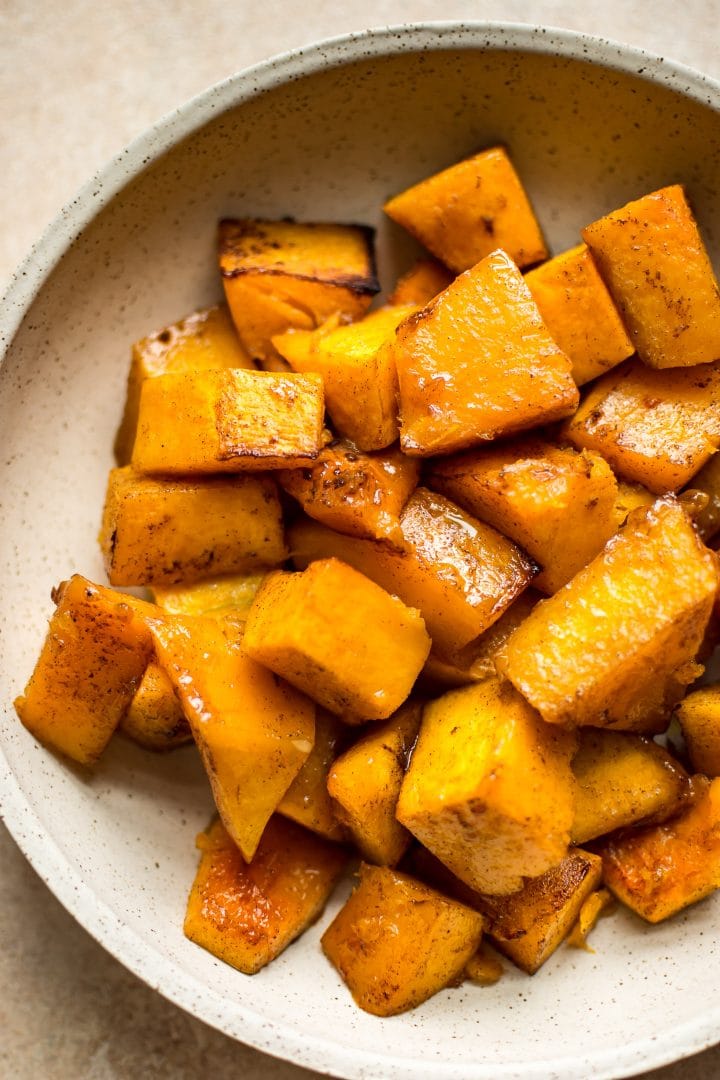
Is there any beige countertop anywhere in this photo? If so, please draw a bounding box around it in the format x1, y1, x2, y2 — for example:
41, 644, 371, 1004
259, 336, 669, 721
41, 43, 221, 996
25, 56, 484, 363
2, 3, 720, 1077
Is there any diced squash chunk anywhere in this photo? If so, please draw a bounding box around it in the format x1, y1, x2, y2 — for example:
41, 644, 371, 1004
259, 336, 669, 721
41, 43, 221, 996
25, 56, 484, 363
150, 614, 314, 861
15, 575, 153, 765
114, 304, 254, 465
676, 685, 720, 776
614, 480, 654, 523
396, 678, 575, 895
327, 701, 422, 865
564, 358, 720, 493
600, 776, 720, 922
151, 573, 267, 620
430, 440, 619, 593
388, 249, 578, 456
685, 454, 720, 541
571, 730, 690, 843
525, 244, 634, 385
132, 368, 325, 474
242, 559, 430, 721
321, 863, 484, 1016
99, 466, 286, 586
388, 258, 454, 306
273, 305, 416, 451
289, 487, 536, 658
465, 944, 504, 986
185, 816, 346, 974
384, 147, 547, 273
567, 888, 615, 951
120, 661, 191, 751
582, 185, 720, 369
497, 497, 718, 731
219, 218, 378, 364
479, 849, 603, 973
278, 440, 419, 543
278, 708, 348, 841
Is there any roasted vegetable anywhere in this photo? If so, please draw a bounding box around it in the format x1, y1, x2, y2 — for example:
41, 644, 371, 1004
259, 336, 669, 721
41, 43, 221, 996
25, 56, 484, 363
685, 454, 720, 540
388, 257, 453, 306
120, 661, 191, 751
464, 944, 504, 986
675, 685, 720, 776
151, 573, 267, 620
567, 888, 614, 951
278, 708, 348, 841
242, 559, 430, 721
321, 863, 484, 1016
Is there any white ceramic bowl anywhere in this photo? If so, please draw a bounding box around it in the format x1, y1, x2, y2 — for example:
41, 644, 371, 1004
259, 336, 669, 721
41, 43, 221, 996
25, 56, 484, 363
2, 23, 720, 1080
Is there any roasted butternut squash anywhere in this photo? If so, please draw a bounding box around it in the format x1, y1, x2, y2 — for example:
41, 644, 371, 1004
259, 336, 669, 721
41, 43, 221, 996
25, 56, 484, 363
676, 685, 720, 776
384, 146, 547, 273
464, 944, 504, 986
119, 661, 191, 751
582, 185, 720, 369
150, 573, 267, 619
278, 708, 348, 841
132, 367, 325, 474
566, 888, 614, 951
685, 454, 720, 540
387, 249, 578, 456
497, 498, 718, 731
388, 258, 454, 306
321, 863, 484, 1016
185, 816, 346, 974
242, 559, 430, 721
614, 479, 654, 523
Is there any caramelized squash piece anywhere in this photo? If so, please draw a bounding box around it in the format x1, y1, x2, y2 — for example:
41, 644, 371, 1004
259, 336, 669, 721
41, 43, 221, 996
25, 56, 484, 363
525, 244, 634, 386
396, 678, 575, 895
430, 440, 619, 594
273, 305, 416, 451
685, 454, 720, 541
388, 249, 578, 456
582, 185, 720, 369
388, 258, 454, 306
384, 146, 547, 273
151, 573, 267, 620
290, 488, 536, 659
119, 661, 191, 751
242, 560, 430, 721
567, 888, 615, 951
278, 708, 348, 841
571, 730, 689, 843
327, 701, 422, 866
465, 944, 504, 986
219, 218, 378, 365
132, 368, 325, 474
676, 685, 720, 776
114, 304, 254, 465
150, 614, 314, 861
497, 498, 718, 731
100, 466, 286, 586
185, 816, 346, 974
15, 575, 153, 765
565, 358, 720, 493
278, 440, 419, 543
614, 479, 654, 523
600, 776, 720, 922
321, 863, 484, 1016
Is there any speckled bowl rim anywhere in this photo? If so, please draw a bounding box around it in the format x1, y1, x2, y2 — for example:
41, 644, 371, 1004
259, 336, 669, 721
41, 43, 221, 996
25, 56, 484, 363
2, 21, 720, 1080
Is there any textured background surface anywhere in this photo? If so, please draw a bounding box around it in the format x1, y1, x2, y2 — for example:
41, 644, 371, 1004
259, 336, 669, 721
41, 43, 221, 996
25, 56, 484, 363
2, 3, 720, 1078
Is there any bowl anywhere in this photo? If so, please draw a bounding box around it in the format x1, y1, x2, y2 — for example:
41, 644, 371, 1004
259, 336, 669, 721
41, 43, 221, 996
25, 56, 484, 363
2, 22, 720, 1080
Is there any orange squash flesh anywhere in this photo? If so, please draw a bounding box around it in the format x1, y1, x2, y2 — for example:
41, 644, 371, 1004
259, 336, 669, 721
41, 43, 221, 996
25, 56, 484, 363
388, 258, 454, 306
277, 708, 349, 841
119, 660, 191, 751
685, 454, 720, 540
151, 573, 267, 620
675, 685, 720, 777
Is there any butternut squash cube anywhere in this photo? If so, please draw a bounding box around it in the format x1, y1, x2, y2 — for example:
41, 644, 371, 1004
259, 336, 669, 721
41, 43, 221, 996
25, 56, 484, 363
289, 487, 536, 658
14, 575, 154, 765
614, 480, 654, 523
685, 454, 720, 541
278, 439, 420, 544
571, 730, 690, 843
327, 701, 422, 866
396, 678, 575, 895
278, 708, 348, 841
242, 559, 430, 722
388, 258, 453, 306
465, 944, 504, 986
100, 466, 286, 586
185, 816, 346, 974
564, 358, 720, 493
132, 367, 325, 474
321, 863, 484, 1016
524, 244, 634, 386
114, 304, 254, 465
384, 146, 547, 273
273, 304, 416, 451
388, 250, 578, 456
219, 218, 378, 365
430, 440, 619, 594
567, 888, 615, 951
150, 614, 314, 861
676, 685, 720, 776
582, 185, 720, 369
600, 776, 720, 922
120, 661, 191, 751
497, 497, 718, 731
151, 573, 267, 620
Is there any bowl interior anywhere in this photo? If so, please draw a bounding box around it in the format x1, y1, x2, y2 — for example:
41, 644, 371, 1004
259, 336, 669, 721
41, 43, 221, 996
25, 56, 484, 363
2, 30, 720, 1080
